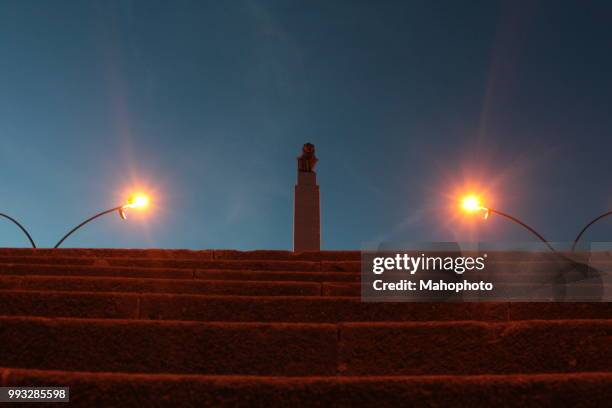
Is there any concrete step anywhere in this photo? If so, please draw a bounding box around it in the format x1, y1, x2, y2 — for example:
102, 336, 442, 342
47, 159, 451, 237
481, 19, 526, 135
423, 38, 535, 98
0, 248, 362, 261
0, 276, 322, 296
338, 320, 611, 376
0, 290, 610, 322
2, 369, 610, 407
0, 263, 359, 281
0, 263, 193, 279
0, 249, 215, 260
22, 275, 589, 299
3, 263, 606, 285
192, 270, 359, 282
0, 255, 361, 272
0, 290, 499, 321
0, 317, 337, 376
137, 295, 612, 323
0, 317, 608, 376
3, 257, 606, 278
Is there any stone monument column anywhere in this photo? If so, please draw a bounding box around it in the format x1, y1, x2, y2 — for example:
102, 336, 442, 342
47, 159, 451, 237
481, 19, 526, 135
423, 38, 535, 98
294, 143, 320, 252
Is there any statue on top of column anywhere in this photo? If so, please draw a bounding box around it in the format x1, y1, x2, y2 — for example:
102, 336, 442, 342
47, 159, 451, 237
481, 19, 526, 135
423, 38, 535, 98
297, 143, 318, 173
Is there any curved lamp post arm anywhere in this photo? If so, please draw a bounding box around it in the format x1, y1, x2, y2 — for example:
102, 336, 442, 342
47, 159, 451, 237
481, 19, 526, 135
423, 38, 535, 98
488, 208, 581, 265
488, 209, 558, 254
572, 210, 612, 252
54, 206, 123, 248
0, 213, 36, 248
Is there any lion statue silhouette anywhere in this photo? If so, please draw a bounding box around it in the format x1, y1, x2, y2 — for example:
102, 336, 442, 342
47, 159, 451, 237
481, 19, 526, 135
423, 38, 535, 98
297, 143, 318, 172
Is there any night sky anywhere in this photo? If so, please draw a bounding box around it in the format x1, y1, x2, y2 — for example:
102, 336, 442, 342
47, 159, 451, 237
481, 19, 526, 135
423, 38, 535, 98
1, 1, 611, 250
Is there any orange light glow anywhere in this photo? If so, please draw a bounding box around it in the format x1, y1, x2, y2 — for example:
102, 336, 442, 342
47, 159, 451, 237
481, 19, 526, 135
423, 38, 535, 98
123, 194, 150, 210
461, 195, 484, 213
460, 194, 490, 220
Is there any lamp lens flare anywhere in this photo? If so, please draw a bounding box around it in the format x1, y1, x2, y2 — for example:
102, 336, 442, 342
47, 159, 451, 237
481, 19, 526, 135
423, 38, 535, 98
123, 194, 150, 209
461, 195, 483, 212
460, 195, 489, 219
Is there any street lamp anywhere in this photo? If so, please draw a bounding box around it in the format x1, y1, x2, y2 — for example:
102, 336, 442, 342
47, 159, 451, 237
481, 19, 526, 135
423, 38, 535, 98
460, 194, 558, 254
461, 195, 602, 301
54, 194, 150, 248
0, 213, 36, 248
571, 210, 612, 252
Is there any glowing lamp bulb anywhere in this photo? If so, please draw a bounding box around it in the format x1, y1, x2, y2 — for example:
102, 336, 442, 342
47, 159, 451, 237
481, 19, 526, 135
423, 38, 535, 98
123, 194, 150, 210
461, 195, 484, 213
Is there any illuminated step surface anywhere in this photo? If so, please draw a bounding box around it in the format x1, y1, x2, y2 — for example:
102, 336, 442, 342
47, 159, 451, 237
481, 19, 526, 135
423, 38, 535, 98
0, 249, 608, 406
2, 369, 609, 407
0, 290, 609, 322
0, 263, 360, 281
0, 317, 609, 375
0, 275, 605, 297
0, 276, 323, 296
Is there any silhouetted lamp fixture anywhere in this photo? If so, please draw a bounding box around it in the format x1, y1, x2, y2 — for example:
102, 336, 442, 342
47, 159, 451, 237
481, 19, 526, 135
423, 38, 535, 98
463, 195, 600, 302
0, 213, 36, 248
54, 194, 150, 248
571, 210, 612, 251
461, 194, 558, 254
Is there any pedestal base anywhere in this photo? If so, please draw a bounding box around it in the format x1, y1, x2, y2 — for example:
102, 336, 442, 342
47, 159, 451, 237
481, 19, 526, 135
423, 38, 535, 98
293, 171, 320, 252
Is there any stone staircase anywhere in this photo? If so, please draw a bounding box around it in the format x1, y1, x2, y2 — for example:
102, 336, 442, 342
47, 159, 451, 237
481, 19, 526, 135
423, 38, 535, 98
0, 249, 609, 406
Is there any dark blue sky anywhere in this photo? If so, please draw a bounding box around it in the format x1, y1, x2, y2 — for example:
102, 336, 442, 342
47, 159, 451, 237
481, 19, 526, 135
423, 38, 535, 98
1, 1, 611, 249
